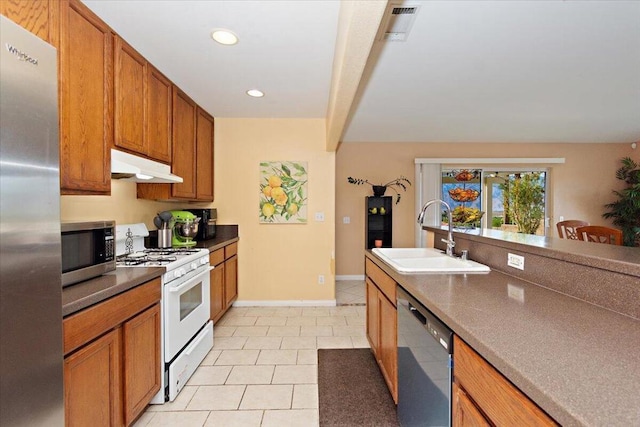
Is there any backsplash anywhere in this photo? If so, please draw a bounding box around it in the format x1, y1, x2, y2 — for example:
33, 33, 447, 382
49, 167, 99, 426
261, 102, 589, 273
61, 180, 198, 229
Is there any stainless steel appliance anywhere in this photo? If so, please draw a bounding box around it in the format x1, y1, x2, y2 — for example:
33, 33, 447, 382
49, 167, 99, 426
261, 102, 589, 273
0, 16, 64, 426
61, 220, 116, 286
397, 286, 453, 427
115, 223, 213, 403
186, 208, 217, 240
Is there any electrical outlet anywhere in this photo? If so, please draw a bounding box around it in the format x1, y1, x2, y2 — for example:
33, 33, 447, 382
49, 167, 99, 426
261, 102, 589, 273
315, 212, 325, 222
507, 253, 525, 270
318, 275, 325, 285
343, 216, 350, 224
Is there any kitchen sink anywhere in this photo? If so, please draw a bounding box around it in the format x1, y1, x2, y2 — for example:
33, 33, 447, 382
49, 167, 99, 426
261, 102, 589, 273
372, 248, 490, 274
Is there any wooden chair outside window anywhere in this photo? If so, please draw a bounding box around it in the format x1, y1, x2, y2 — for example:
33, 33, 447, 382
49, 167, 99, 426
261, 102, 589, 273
556, 220, 589, 240
576, 225, 623, 246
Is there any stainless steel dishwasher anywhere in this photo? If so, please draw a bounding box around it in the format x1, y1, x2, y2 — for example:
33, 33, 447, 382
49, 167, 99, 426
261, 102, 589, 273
397, 286, 453, 427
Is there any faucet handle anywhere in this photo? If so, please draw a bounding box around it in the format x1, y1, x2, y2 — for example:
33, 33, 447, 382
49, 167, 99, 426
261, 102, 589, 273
441, 238, 455, 246
460, 250, 469, 260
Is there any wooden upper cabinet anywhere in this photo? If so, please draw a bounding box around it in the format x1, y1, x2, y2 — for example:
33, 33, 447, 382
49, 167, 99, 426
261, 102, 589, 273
114, 36, 173, 164
114, 35, 146, 155
196, 108, 214, 201
146, 65, 172, 163
0, 0, 59, 45
171, 87, 197, 199
59, 0, 112, 194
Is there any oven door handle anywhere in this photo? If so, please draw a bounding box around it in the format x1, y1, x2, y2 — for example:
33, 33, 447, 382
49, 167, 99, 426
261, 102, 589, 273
168, 267, 211, 293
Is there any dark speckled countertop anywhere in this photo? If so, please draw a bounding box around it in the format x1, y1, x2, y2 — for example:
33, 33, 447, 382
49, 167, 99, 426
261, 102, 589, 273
63, 225, 239, 317
366, 246, 640, 426
62, 267, 164, 317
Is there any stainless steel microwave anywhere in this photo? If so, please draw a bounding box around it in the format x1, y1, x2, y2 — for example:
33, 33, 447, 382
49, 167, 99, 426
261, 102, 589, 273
61, 220, 116, 287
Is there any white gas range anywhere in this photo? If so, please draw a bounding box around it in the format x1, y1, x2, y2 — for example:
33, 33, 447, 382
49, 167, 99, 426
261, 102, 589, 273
115, 224, 213, 404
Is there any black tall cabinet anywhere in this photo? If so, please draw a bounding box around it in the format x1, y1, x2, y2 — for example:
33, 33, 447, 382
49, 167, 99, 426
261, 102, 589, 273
365, 196, 393, 249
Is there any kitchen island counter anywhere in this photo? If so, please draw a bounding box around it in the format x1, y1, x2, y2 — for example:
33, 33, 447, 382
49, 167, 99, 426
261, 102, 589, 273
366, 250, 640, 427
62, 267, 163, 317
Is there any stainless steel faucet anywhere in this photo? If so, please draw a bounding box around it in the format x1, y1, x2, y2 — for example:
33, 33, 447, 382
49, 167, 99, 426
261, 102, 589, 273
417, 199, 456, 257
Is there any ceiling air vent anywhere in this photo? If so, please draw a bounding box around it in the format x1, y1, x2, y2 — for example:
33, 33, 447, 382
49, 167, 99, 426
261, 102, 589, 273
380, 4, 420, 42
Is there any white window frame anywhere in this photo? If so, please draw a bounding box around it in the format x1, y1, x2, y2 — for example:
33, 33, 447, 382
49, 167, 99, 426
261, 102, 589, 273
415, 158, 565, 247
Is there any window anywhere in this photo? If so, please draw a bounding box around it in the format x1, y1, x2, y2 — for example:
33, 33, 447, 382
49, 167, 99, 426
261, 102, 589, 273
439, 169, 547, 235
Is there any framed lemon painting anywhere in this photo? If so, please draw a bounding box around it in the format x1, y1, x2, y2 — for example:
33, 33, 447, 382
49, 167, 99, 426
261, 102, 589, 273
259, 161, 308, 223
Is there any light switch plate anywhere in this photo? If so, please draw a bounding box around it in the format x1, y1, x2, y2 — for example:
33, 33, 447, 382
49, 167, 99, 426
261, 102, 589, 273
315, 212, 325, 222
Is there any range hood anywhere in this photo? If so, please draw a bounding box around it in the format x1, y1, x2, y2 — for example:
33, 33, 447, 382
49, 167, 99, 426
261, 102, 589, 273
111, 149, 183, 183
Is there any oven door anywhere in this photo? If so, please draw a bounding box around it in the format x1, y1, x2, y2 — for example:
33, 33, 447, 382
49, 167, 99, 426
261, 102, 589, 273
163, 267, 212, 361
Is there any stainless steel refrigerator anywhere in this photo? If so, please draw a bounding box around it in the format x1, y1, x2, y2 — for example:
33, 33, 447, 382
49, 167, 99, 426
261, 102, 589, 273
0, 16, 64, 426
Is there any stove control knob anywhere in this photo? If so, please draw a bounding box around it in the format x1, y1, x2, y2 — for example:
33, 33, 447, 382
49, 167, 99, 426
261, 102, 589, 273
200, 258, 208, 265
190, 262, 197, 270
175, 268, 184, 278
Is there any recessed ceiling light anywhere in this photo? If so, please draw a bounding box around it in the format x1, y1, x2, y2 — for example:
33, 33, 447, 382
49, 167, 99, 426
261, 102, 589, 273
246, 89, 264, 98
211, 29, 238, 45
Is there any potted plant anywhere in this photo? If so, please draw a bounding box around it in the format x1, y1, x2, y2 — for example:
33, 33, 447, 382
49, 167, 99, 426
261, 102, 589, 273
505, 172, 545, 235
603, 157, 640, 247
347, 176, 412, 204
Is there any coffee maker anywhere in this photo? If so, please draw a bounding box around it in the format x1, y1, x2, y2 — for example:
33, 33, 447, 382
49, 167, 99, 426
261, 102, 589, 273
185, 208, 217, 240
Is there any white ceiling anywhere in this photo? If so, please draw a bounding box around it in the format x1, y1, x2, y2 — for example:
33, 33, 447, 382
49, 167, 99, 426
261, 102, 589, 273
83, 0, 640, 145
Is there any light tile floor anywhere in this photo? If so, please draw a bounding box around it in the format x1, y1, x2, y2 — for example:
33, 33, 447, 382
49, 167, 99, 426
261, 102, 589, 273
134, 305, 369, 427
335, 280, 365, 305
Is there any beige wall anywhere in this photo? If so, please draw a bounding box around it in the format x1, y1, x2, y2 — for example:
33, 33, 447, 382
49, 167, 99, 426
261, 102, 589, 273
335, 142, 636, 276
61, 180, 180, 227
215, 118, 335, 303
62, 118, 336, 303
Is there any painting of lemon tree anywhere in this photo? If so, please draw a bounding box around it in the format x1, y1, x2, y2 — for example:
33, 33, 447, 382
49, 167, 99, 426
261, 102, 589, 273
259, 161, 308, 223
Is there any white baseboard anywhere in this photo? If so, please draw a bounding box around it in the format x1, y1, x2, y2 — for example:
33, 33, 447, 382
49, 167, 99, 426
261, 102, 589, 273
336, 275, 365, 281
232, 300, 337, 307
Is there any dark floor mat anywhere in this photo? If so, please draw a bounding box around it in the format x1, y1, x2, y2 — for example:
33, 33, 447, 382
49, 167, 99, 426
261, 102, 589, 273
318, 348, 398, 426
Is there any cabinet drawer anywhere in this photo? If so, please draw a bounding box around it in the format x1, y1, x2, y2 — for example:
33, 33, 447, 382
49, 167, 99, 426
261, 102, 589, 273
63, 278, 161, 355
365, 258, 396, 305
225, 242, 238, 259
209, 248, 224, 266
453, 336, 558, 427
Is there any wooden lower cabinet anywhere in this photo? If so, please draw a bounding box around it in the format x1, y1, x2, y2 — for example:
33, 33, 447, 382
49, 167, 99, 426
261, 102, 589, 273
453, 382, 491, 427
122, 304, 161, 426
224, 254, 238, 307
365, 260, 398, 403
64, 328, 122, 427
209, 242, 239, 323
210, 256, 225, 322
63, 279, 161, 426
365, 279, 379, 353
378, 291, 397, 401
453, 335, 558, 427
